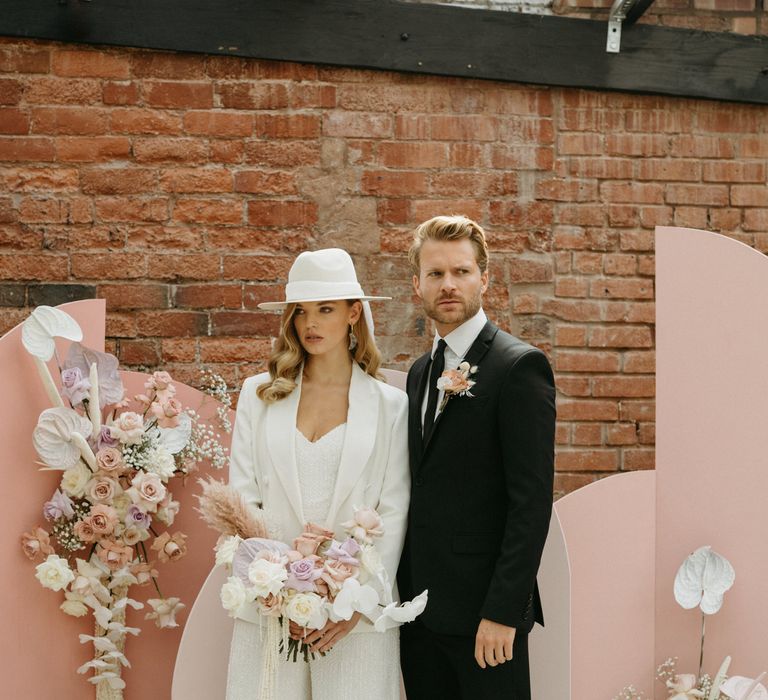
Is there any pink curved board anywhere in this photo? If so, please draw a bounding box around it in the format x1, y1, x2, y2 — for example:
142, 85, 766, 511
2, 300, 233, 699
555, 470, 656, 699
656, 227, 768, 682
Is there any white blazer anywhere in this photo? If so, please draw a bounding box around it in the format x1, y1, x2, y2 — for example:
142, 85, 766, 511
228, 362, 410, 631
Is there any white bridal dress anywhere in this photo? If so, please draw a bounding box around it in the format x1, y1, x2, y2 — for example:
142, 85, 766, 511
226, 424, 400, 700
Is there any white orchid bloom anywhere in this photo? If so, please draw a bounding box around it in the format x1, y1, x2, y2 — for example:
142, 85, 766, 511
332, 578, 379, 621
77, 659, 113, 674
373, 590, 429, 632
87, 672, 126, 690
93, 603, 113, 629
673, 546, 735, 614
78, 634, 119, 653
721, 673, 768, 700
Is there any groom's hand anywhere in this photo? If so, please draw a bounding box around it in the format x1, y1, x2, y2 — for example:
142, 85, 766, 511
474, 618, 516, 669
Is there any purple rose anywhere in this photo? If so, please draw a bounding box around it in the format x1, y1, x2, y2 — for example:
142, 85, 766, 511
125, 504, 151, 530
97, 425, 118, 451
325, 538, 361, 566
285, 558, 322, 592
60, 367, 91, 406
43, 489, 75, 521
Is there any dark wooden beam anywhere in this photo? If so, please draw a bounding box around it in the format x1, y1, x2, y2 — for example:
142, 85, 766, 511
625, 0, 657, 26
2, 0, 768, 105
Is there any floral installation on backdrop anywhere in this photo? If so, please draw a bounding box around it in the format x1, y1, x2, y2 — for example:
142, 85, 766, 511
197, 479, 428, 700
437, 361, 477, 411
18, 306, 231, 699
614, 546, 767, 700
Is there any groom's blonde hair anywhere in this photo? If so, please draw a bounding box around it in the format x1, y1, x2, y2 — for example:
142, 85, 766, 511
408, 215, 489, 274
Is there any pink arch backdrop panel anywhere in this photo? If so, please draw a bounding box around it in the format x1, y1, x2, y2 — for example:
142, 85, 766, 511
2, 300, 106, 699
555, 470, 656, 699
1, 299, 233, 699
655, 227, 768, 682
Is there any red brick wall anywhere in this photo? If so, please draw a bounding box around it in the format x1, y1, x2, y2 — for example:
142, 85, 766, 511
1, 38, 767, 497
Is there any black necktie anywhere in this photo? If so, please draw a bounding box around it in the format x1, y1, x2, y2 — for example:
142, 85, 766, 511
423, 339, 447, 442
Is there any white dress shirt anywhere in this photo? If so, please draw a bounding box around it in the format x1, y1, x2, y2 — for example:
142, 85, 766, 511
421, 308, 487, 429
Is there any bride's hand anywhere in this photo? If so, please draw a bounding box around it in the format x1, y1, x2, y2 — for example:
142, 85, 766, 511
304, 612, 362, 653
289, 620, 308, 641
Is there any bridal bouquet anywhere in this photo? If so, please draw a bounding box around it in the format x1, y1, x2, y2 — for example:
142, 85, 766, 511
615, 546, 767, 700
18, 306, 230, 698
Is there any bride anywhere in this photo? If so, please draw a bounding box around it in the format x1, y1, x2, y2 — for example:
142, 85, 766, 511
225, 248, 410, 699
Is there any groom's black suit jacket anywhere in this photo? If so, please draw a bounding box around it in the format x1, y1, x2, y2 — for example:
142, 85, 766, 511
397, 320, 555, 636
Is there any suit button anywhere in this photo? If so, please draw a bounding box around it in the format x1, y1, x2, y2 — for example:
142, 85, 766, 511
415, 477, 424, 486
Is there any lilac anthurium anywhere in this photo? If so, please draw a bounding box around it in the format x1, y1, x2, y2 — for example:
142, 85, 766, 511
325, 538, 361, 566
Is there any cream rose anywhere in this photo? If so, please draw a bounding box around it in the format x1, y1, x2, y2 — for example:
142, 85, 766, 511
126, 471, 166, 513
247, 558, 288, 599
110, 411, 145, 445
215, 534, 243, 568
284, 592, 327, 629
220, 576, 249, 616
61, 462, 92, 499
35, 554, 75, 592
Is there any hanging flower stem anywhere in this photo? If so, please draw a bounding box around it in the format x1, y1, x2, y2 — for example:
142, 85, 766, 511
698, 612, 706, 680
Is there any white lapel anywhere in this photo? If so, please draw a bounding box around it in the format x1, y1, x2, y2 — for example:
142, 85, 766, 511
325, 363, 378, 527
265, 373, 305, 527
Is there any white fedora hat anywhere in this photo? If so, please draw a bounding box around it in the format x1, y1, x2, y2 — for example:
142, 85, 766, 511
257, 248, 390, 310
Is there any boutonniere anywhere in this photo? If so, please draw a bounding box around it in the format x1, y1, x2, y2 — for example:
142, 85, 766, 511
437, 361, 477, 411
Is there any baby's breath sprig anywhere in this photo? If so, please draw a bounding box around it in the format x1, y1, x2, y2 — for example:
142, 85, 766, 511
612, 685, 646, 700
180, 407, 228, 471
199, 368, 233, 435
656, 657, 678, 683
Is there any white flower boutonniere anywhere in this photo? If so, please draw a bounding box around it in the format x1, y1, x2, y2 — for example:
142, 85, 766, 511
437, 361, 477, 411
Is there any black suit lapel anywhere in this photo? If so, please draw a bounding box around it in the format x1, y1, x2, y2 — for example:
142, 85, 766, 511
420, 321, 499, 456
408, 352, 431, 465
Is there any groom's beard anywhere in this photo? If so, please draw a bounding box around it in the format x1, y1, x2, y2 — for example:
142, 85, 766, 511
422, 290, 482, 328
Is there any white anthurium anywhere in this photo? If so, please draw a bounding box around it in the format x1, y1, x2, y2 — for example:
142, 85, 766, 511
673, 546, 735, 614
331, 577, 380, 621
373, 590, 429, 632
87, 362, 101, 440
708, 656, 732, 700
155, 411, 192, 454
721, 674, 768, 700
33, 407, 96, 471
22, 305, 82, 361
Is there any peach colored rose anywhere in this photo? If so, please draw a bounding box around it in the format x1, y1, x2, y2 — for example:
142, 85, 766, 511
342, 507, 384, 544
151, 531, 188, 563
74, 519, 97, 543
150, 397, 183, 428
257, 593, 284, 618
87, 476, 120, 505
96, 447, 125, 474
131, 560, 159, 586
88, 504, 119, 535
97, 539, 133, 571
305, 523, 335, 539
293, 534, 326, 557
321, 559, 358, 593
21, 527, 54, 561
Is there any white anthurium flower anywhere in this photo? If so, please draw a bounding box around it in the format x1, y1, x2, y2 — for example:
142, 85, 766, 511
373, 590, 429, 632
721, 673, 768, 700
673, 546, 735, 614
708, 656, 732, 700
155, 411, 192, 454
332, 577, 380, 621
87, 362, 101, 440
33, 407, 96, 471
22, 305, 82, 361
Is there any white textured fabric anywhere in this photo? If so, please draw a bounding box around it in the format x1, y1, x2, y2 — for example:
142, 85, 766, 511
227, 619, 400, 700
295, 423, 346, 524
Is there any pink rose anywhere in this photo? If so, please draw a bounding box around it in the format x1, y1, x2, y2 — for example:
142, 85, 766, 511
21, 527, 54, 561
88, 504, 119, 535
147, 371, 173, 391
342, 508, 384, 544
321, 559, 358, 593
73, 519, 97, 543
257, 593, 284, 618
97, 539, 133, 571
110, 411, 145, 445
127, 472, 167, 512
305, 523, 335, 539
293, 534, 326, 557
96, 447, 124, 474
150, 397, 183, 428
87, 476, 119, 505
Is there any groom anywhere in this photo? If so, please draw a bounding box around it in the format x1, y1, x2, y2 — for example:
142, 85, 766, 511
397, 215, 556, 700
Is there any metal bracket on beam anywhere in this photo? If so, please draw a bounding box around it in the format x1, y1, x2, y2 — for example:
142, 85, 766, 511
606, 0, 637, 53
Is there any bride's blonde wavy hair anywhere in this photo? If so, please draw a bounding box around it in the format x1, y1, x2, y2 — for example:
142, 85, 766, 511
256, 301, 383, 403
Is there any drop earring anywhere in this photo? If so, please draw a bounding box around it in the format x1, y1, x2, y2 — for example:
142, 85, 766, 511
348, 324, 358, 351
